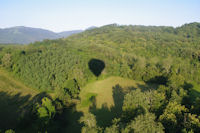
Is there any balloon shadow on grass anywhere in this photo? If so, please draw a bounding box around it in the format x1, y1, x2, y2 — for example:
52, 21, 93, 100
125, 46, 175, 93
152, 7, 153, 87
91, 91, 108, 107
89, 84, 125, 127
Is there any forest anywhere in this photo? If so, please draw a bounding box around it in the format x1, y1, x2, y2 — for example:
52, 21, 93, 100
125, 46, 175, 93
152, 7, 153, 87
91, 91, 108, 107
0, 22, 200, 133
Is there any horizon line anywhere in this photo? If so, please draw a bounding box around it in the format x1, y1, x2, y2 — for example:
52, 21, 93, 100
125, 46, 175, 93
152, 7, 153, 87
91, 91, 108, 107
0, 21, 199, 33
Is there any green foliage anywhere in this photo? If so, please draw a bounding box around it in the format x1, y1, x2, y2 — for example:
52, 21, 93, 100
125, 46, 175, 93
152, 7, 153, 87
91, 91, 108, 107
169, 88, 188, 104
104, 118, 120, 133
4, 129, 15, 133
79, 113, 102, 133
1, 53, 12, 68
122, 89, 148, 121
193, 97, 200, 114
123, 113, 164, 133
33, 97, 56, 131
122, 89, 166, 120
149, 90, 166, 115
159, 102, 188, 132
167, 73, 185, 89
55, 87, 71, 104
183, 113, 200, 132
63, 79, 80, 98
41, 97, 56, 118
105, 124, 119, 133
37, 106, 49, 119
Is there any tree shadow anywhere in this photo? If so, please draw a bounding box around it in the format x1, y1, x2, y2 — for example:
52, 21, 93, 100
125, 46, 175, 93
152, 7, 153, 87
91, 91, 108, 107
111, 84, 125, 117
0, 91, 31, 130
131, 82, 159, 92
183, 82, 200, 106
89, 101, 111, 127
146, 75, 168, 85
63, 103, 84, 133
24, 92, 83, 133
0, 91, 83, 133
89, 84, 125, 128
31, 91, 52, 104
88, 59, 105, 77
18, 92, 54, 132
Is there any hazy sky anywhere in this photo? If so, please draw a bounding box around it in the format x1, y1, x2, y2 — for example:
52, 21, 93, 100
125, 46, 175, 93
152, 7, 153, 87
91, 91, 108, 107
0, 0, 199, 32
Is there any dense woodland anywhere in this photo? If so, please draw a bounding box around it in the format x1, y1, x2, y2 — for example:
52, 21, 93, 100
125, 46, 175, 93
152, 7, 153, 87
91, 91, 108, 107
0, 22, 200, 133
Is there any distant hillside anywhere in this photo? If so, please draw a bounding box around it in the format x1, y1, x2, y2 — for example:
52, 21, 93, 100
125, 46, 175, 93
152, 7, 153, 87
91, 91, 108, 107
58, 30, 83, 38
0, 26, 83, 44
85, 26, 98, 30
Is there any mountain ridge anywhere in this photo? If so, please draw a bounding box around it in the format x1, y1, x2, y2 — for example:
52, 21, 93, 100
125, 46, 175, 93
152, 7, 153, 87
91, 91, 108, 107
0, 26, 83, 44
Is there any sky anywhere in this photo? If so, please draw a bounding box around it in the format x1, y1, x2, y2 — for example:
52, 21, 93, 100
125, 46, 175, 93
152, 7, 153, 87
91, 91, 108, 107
0, 0, 199, 32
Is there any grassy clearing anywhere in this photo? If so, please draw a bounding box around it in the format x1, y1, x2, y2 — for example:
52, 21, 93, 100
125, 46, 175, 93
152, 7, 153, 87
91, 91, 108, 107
76, 76, 157, 127
77, 76, 152, 112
